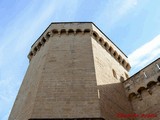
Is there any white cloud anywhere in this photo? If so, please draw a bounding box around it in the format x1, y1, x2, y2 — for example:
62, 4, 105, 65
128, 35, 160, 74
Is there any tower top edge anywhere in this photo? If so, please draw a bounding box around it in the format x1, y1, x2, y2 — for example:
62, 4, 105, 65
31, 22, 128, 58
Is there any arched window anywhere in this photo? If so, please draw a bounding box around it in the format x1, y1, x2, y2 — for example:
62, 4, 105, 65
112, 69, 117, 79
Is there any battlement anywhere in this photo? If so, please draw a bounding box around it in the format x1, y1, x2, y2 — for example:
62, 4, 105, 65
123, 58, 160, 101
28, 22, 131, 71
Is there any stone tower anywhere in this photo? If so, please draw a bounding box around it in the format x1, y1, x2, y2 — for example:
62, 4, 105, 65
9, 22, 132, 120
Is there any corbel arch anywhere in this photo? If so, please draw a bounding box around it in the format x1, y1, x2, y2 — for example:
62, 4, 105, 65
68, 29, 74, 34
128, 92, 137, 101
108, 46, 113, 55
52, 29, 59, 35
99, 37, 104, 44
46, 31, 52, 39
41, 37, 46, 45
147, 81, 157, 89
137, 86, 146, 94
92, 31, 99, 40
117, 55, 122, 63
37, 42, 42, 50
76, 29, 82, 34
113, 51, 118, 59
60, 29, 67, 35
84, 29, 90, 34
104, 42, 109, 50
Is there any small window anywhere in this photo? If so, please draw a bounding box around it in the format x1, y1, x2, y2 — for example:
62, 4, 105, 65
112, 69, 117, 79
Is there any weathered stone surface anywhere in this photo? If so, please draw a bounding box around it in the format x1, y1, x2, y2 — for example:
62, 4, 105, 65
10, 22, 160, 120
124, 58, 160, 120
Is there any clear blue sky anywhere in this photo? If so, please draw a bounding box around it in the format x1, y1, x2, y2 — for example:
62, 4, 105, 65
0, 0, 160, 119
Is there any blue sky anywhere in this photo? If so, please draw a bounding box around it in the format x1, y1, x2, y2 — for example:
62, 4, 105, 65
0, 0, 160, 119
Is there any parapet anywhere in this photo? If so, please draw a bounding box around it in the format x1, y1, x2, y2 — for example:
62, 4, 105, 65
123, 58, 160, 101
28, 22, 131, 71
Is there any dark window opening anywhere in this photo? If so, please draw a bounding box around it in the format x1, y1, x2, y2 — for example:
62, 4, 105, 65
112, 69, 117, 79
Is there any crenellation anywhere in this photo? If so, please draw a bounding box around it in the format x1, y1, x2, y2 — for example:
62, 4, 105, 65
124, 58, 160, 106
10, 22, 160, 120
28, 24, 130, 71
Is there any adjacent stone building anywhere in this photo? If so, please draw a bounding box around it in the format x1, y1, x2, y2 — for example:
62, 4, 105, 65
9, 22, 160, 120
123, 58, 160, 120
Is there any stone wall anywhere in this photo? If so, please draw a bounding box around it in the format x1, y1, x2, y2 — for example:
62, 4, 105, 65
91, 34, 133, 120
123, 58, 160, 120
9, 22, 133, 120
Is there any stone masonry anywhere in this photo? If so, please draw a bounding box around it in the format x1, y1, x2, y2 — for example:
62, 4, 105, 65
9, 22, 159, 120
123, 58, 160, 120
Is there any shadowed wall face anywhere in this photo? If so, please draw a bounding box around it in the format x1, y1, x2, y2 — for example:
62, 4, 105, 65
91, 36, 133, 120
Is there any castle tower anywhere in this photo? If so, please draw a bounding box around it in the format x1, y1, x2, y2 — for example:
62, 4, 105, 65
9, 22, 132, 120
